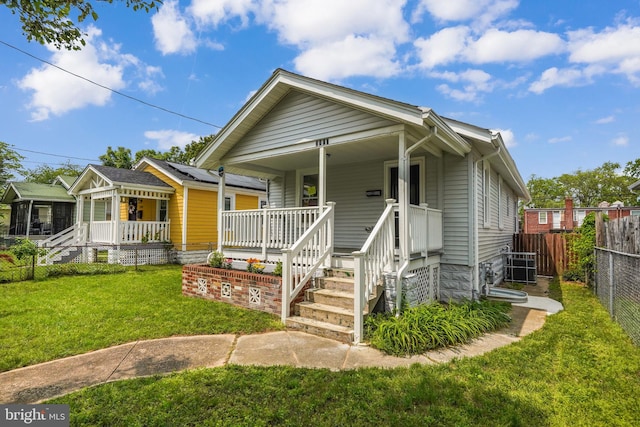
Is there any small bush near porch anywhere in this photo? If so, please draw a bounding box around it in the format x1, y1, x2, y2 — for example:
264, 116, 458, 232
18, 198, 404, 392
0, 265, 284, 372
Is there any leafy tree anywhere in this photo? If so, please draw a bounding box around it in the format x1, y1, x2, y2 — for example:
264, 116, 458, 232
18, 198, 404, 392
564, 212, 600, 284
525, 175, 565, 208
179, 135, 209, 164
624, 158, 640, 179
99, 146, 133, 169
23, 161, 82, 183
1, 0, 160, 50
0, 141, 25, 188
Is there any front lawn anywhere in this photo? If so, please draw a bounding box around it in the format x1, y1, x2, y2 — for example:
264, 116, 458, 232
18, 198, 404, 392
50, 282, 640, 426
0, 265, 284, 372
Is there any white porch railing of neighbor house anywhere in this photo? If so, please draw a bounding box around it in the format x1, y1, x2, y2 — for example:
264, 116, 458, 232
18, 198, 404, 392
352, 199, 396, 343
281, 202, 335, 322
408, 204, 444, 254
90, 221, 170, 243
221, 206, 322, 257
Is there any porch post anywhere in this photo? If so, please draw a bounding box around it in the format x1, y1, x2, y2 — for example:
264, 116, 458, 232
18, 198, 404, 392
113, 192, 121, 244
76, 196, 84, 226
26, 200, 33, 236
318, 146, 327, 210
89, 196, 95, 241
217, 168, 226, 253
398, 132, 409, 263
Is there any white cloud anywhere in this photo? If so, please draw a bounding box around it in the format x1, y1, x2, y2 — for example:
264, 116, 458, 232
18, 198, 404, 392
548, 136, 572, 144
431, 69, 494, 101
466, 29, 564, 63
17, 26, 158, 121
595, 115, 615, 124
152, 0, 197, 55
528, 67, 586, 94
294, 35, 401, 80
144, 129, 200, 150
189, 0, 254, 27
492, 128, 516, 148
611, 134, 629, 146
412, 0, 518, 26
414, 26, 470, 68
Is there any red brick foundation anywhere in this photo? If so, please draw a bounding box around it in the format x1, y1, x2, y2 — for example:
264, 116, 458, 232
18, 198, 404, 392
182, 264, 307, 316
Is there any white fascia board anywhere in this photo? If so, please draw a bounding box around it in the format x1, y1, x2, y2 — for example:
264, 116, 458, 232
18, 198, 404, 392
138, 159, 186, 187
423, 112, 471, 156
68, 165, 109, 195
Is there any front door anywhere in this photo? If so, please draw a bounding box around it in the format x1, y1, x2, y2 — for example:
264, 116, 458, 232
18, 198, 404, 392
552, 210, 561, 229
389, 164, 421, 247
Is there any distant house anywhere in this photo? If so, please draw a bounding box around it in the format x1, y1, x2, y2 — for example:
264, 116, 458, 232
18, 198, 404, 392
32, 161, 266, 264
523, 198, 640, 234
1, 176, 77, 238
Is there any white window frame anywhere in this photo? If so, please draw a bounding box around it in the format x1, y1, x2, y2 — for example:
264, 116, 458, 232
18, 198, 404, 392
539, 211, 548, 225
383, 157, 426, 204
483, 160, 491, 228
224, 194, 235, 211
157, 199, 168, 221
296, 167, 319, 207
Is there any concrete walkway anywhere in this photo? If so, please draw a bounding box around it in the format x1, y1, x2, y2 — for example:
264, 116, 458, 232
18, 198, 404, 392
0, 289, 562, 404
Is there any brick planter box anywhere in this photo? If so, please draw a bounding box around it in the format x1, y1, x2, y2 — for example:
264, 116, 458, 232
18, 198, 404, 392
182, 264, 306, 316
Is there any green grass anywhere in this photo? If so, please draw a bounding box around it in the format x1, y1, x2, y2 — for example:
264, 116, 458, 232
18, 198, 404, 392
50, 282, 640, 426
0, 265, 284, 372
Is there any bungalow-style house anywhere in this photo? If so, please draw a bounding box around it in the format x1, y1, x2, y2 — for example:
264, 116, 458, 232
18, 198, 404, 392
1, 176, 76, 238
192, 69, 530, 343
39, 161, 265, 264
523, 197, 640, 234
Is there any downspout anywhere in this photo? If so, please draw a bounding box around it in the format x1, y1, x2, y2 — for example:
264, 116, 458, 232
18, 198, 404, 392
396, 128, 435, 310
473, 135, 501, 299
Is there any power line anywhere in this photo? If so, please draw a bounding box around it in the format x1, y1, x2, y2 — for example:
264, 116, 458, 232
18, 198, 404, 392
11, 146, 100, 162
0, 39, 223, 129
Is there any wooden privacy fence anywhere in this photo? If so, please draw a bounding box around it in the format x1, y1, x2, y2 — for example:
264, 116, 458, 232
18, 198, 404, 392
513, 233, 575, 277
596, 214, 640, 254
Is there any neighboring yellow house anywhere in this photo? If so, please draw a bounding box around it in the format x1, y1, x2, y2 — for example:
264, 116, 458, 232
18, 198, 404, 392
63, 160, 265, 264
135, 157, 266, 263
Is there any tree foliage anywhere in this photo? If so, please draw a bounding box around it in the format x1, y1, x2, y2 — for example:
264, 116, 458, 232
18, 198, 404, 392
526, 161, 638, 208
0, 141, 25, 188
1, 0, 160, 50
100, 135, 209, 169
23, 161, 83, 184
99, 146, 133, 169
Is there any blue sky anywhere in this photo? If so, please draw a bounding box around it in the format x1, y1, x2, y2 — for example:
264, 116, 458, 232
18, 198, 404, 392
1, 0, 640, 181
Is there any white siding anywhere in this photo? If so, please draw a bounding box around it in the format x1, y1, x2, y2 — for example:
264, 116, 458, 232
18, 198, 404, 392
227, 91, 396, 158
425, 155, 441, 209
441, 153, 471, 265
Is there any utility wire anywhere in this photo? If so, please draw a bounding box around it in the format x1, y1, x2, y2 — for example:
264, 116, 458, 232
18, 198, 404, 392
0, 39, 223, 129
12, 146, 100, 162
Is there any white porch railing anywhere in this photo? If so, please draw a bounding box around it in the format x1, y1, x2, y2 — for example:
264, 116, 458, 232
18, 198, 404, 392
281, 202, 335, 323
221, 207, 321, 257
352, 199, 396, 343
90, 221, 170, 243
408, 204, 443, 254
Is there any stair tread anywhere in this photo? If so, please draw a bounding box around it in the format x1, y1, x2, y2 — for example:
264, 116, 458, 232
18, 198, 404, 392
287, 316, 353, 333
298, 301, 354, 315
320, 276, 355, 283
311, 288, 354, 298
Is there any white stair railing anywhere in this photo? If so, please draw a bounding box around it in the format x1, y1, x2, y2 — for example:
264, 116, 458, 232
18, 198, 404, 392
37, 224, 88, 265
281, 202, 335, 323
352, 199, 397, 343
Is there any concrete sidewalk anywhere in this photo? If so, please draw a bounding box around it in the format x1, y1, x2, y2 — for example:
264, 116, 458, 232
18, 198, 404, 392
0, 300, 559, 404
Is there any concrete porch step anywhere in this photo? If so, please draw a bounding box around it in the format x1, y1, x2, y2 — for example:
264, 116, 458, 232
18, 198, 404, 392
305, 288, 353, 310
285, 316, 354, 344
297, 301, 355, 328
316, 276, 355, 292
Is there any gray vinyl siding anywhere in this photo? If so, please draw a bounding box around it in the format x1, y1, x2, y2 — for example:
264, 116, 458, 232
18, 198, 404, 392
425, 155, 441, 209
284, 171, 296, 207
478, 162, 518, 264
267, 176, 284, 208
441, 153, 471, 265
227, 91, 396, 158
326, 161, 385, 249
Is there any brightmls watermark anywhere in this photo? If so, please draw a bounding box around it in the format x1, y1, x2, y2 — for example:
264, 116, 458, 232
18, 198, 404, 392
1, 405, 69, 426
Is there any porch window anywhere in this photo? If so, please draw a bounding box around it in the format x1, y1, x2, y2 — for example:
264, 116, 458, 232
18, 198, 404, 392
301, 174, 319, 207
158, 199, 168, 221
105, 199, 112, 221
224, 195, 235, 210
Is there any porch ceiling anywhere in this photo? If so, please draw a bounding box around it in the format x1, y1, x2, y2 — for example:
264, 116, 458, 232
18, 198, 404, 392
225, 134, 439, 176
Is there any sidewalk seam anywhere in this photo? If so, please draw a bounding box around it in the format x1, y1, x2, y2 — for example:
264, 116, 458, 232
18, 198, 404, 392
223, 335, 239, 365
105, 341, 139, 382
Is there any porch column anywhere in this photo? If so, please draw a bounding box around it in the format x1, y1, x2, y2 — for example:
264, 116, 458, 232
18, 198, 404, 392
26, 200, 33, 236
76, 196, 84, 226
217, 168, 226, 253
113, 192, 121, 245
318, 146, 327, 210
89, 197, 95, 241
398, 132, 409, 263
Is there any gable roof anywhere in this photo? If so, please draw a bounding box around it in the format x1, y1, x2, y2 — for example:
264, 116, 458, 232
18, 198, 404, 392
137, 157, 266, 191
195, 68, 471, 173
629, 179, 640, 192
69, 164, 173, 195
1, 181, 75, 204
54, 175, 78, 189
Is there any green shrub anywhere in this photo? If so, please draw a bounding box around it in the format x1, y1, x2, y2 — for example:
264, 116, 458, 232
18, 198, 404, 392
208, 251, 224, 268
366, 300, 511, 356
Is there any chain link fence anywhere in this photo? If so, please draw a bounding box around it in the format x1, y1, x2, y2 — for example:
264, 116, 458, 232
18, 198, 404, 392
594, 247, 640, 345
1, 242, 177, 283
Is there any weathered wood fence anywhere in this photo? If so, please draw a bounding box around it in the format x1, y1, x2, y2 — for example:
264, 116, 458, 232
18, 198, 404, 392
513, 233, 575, 276
596, 214, 640, 254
